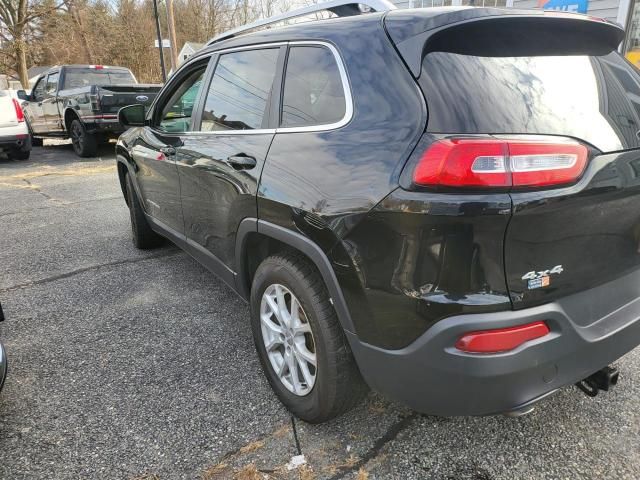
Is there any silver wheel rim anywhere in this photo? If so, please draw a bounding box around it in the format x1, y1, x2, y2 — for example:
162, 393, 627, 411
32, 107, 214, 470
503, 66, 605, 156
260, 284, 317, 396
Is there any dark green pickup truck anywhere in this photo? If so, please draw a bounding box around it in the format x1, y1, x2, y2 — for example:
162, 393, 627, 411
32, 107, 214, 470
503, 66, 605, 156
18, 65, 161, 157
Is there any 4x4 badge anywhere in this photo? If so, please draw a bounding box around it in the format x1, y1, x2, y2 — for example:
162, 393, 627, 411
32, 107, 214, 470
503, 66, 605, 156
522, 265, 563, 290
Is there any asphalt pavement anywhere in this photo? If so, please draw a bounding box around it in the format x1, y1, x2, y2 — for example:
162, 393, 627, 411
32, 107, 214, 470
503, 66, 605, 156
0, 142, 639, 479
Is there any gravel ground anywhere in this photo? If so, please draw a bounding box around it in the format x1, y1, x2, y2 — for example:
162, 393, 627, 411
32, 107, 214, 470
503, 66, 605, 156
0, 142, 639, 479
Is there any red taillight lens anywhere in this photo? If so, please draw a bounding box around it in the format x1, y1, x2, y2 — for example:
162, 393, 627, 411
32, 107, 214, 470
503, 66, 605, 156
12, 98, 25, 123
455, 321, 550, 354
414, 139, 510, 187
413, 138, 588, 189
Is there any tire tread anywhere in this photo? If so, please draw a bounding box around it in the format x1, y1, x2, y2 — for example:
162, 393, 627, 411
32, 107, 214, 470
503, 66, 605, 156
252, 251, 368, 423
125, 173, 163, 249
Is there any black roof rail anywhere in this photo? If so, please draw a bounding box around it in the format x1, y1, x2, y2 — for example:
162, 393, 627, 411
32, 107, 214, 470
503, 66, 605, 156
206, 0, 397, 46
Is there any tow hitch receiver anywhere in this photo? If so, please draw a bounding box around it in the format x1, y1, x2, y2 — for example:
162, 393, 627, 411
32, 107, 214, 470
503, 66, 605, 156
576, 366, 619, 397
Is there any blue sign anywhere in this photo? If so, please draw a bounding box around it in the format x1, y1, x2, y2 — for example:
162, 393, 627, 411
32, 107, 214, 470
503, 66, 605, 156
541, 0, 589, 13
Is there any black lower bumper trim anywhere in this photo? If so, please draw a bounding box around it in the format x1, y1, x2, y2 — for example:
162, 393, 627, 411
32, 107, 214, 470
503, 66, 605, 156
348, 268, 640, 416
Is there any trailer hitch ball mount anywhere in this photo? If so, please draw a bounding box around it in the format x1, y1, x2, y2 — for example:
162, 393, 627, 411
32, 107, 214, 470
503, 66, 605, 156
576, 366, 619, 397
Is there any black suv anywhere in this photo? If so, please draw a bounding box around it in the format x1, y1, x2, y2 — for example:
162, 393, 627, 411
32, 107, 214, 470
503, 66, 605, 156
116, 6, 640, 422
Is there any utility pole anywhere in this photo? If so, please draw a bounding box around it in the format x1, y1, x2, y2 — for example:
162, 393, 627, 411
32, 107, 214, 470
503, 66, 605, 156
152, 0, 167, 82
166, 0, 179, 72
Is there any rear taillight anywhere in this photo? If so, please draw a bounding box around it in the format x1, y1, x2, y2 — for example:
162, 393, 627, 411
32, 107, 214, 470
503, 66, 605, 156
455, 321, 550, 354
413, 138, 588, 189
12, 98, 25, 123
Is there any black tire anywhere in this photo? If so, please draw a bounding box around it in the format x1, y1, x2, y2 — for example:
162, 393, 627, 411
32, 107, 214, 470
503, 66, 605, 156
250, 253, 368, 423
0, 342, 7, 394
125, 173, 163, 249
70, 119, 97, 157
10, 149, 30, 160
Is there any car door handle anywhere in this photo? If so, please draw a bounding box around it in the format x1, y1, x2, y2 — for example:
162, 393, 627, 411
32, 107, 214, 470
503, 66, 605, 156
160, 146, 176, 156
227, 154, 257, 170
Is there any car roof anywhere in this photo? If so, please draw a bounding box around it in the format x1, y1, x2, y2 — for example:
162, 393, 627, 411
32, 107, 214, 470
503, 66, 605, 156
198, 6, 618, 54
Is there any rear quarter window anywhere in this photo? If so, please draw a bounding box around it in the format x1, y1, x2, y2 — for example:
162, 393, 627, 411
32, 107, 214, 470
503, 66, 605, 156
280, 45, 346, 128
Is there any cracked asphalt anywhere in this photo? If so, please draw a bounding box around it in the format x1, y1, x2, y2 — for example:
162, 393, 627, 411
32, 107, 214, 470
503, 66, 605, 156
1, 142, 639, 479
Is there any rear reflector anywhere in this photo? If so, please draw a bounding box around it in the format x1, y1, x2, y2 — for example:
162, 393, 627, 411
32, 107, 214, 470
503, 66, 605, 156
12, 98, 24, 123
455, 321, 550, 354
413, 138, 588, 188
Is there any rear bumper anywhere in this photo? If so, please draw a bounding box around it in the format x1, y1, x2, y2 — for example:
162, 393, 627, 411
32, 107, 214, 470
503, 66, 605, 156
0, 133, 29, 150
349, 268, 640, 416
0, 341, 6, 393
81, 116, 124, 135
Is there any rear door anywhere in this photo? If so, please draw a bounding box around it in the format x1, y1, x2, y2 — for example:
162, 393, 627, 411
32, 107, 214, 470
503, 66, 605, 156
410, 17, 640, 310
130, 57, 211, 234
176, 46, 283, 271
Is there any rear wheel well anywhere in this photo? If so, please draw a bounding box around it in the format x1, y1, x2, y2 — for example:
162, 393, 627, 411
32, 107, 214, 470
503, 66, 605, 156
243, 233, 309, 296
64, 109, 80, 133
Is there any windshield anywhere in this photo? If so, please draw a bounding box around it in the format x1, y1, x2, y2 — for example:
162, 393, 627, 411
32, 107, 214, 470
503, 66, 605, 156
63, 68, 136, 89
421, 51, 640, 153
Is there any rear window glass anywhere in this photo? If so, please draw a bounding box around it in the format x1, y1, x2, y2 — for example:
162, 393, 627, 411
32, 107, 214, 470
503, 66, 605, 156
421, 51, 640, 152
63, 69, 136, 88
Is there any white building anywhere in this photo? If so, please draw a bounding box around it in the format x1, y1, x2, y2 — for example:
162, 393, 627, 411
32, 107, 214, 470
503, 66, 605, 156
177, 42, 205, 66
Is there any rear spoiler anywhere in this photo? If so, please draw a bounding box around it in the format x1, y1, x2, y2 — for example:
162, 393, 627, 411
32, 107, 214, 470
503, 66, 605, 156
384, 8, 625, 77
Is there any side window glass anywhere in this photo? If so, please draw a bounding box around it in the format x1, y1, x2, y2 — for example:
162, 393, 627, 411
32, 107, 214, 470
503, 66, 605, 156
201, 48, 279, 131
32, 78, 46, 101
158, 66, 206, 133
45, 73, 59, 95
281, 46, 346, 128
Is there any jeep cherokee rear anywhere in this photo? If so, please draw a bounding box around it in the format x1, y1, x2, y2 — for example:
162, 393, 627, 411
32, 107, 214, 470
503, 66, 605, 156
116, 4, 640, 421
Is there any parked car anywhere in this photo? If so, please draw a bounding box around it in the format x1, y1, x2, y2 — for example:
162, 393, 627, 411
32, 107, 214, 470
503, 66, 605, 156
0, 90, 31, 160
115, 4, 640, 422
18, 65, 161, 157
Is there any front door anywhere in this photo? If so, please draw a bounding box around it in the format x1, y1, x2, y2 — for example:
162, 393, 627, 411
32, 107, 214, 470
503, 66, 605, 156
42, 71, 61, 132
131, 59, 210, 235
24, 77, 47, 134
176, 47, 283, 271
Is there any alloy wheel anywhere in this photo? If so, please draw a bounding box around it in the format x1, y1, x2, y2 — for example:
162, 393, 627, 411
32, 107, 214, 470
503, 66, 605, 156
260, 283, 317, 396
71, 122, 82, 153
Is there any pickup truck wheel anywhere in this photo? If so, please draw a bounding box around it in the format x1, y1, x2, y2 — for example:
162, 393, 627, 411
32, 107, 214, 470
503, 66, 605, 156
70, 119, 97, 157
125, 173, 163, 249
250, 253, 368, 423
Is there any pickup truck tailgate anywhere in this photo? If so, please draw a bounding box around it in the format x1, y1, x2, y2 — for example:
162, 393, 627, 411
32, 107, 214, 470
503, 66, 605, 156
98, 84, 161, 114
